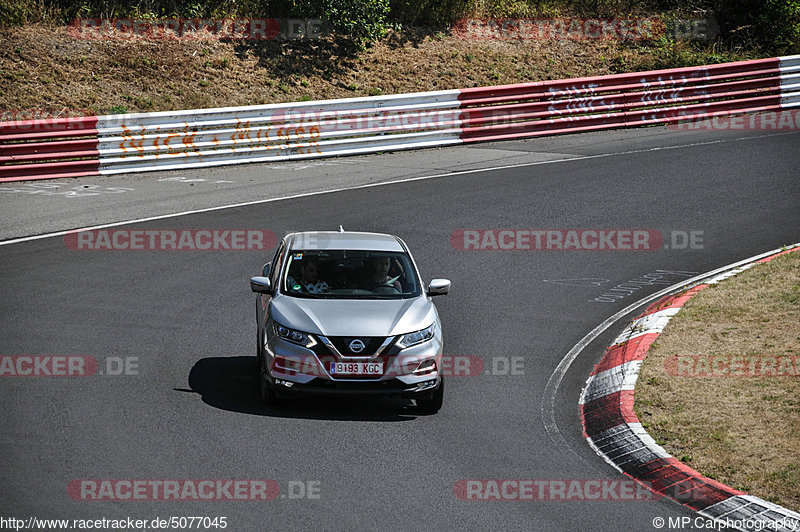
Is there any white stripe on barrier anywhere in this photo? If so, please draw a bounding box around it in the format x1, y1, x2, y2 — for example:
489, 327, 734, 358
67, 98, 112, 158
96, 89, 462, 125
610, 308, 680, 346
703, 495, 800, 531
580, 360, 642, 405
705, 264, 756, 284
96, 112, 465, 156
626, 422, 672, 456
98, 132, 464, 174
779, 54, 800, 69
93, 90, 465, 174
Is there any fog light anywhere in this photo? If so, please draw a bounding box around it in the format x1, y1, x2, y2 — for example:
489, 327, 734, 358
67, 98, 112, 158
414, 359, 437, 375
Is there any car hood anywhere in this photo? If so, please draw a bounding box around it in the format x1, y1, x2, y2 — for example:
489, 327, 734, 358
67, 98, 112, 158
270, 295, 437, 337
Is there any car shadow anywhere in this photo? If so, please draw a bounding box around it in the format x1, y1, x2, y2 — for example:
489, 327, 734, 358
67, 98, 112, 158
181, 356, 420, 421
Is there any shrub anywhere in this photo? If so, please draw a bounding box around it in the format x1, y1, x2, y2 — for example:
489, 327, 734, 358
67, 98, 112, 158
756, 0, 800, 54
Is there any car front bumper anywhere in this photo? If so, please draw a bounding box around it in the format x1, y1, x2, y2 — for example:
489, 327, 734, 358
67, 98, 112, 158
263, 328, 443, 398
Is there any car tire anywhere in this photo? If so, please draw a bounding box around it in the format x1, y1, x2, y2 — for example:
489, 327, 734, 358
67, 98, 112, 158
256, 326, 264, 364
259, 357, 276, 405
416, 377, 444, 414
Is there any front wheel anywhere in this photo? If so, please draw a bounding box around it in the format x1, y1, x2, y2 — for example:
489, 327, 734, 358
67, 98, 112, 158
256, 327, 264, 362
259, 357, 276, 405
416, 377, 444, 413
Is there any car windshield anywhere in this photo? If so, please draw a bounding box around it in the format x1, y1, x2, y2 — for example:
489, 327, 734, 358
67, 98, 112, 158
281, 250, 420, 299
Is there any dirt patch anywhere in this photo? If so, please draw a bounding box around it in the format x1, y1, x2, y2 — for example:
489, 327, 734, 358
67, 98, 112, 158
635, 251, 800, 512
0, 23, 746, 115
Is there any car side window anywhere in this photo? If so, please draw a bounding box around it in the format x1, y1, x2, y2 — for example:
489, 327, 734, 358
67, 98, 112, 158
269, 241, 286, 290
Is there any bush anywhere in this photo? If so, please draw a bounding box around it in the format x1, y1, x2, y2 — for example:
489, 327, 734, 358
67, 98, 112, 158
756, 0, 800, 54
712, 0, 800, 55
323, 0, 390, 44
388, 0, 471, 27
287, 0, 389, 44
0, 0, 40, 25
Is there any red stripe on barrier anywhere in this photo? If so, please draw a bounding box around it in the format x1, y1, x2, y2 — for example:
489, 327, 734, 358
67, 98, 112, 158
0, 138, 99, 157
0, 128, 100, 142
591, 334, 659, 375
581, 390, 638, 437
459, 86, 782, 129
0, 116, 98, 138
0, 114, 100, 181
459, 101, 784, 143
0, 150, 101, 164
0, 159, 100, 182
457, 57, 784, 144
458, 58, 781, 101
471, 82, 778, 117
756, 248, 798, 262
459, 71, 783, 108
639, 285, 708, 317
621, 457, 744, 510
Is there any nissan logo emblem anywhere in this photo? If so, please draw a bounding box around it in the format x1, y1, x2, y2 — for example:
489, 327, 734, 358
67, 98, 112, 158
349, 339, 366, 353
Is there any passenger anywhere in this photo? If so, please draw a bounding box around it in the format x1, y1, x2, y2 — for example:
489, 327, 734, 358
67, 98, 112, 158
364, 255, 401, 292
287, 258, 330, 294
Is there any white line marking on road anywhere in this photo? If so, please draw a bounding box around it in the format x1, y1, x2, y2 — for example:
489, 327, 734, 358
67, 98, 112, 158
1, 130, 796, 247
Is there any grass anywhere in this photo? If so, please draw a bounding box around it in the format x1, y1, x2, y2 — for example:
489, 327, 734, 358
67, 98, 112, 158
635, 250, 800, 511
0, 22, 752, 114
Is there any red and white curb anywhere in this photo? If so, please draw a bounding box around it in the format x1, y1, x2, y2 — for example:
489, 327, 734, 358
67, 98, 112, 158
580, 246, 800, 532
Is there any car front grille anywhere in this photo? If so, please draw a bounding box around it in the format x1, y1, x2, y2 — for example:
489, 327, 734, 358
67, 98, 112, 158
328, 336, 386, 357
311, 336, 399, 380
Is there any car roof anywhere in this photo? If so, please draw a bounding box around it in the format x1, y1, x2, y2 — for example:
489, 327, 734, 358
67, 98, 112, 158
286, 231, 405, 252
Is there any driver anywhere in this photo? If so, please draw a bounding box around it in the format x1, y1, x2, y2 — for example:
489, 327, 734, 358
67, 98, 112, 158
287, 258, 330, 294
363, 255, 402, 292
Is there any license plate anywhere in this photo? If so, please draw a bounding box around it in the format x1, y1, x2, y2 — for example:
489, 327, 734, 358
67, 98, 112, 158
329, 362, 383, 376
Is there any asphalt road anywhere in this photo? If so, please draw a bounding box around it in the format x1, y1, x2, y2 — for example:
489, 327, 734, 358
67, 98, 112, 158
1, 127, 798, 531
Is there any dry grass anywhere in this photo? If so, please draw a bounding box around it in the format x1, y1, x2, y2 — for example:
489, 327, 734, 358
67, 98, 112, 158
0, 24, 745, 115
635, 250, 800, 511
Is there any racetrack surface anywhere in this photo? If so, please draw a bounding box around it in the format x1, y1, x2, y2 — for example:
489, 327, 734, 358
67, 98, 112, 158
1, 127, 798, 530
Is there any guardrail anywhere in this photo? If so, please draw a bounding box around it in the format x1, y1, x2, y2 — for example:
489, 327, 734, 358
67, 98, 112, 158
2, 54, 798, 182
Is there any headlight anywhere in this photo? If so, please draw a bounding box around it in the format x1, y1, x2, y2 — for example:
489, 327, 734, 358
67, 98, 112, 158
273, 323, 317, 348
396, 323, 435, 348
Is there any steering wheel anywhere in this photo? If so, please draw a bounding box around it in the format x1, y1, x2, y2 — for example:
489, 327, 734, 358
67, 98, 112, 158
380, 275, 401, 286
373, 275, 402, 294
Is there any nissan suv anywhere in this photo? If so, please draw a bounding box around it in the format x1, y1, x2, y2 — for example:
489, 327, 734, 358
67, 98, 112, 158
249, 230, 450, 413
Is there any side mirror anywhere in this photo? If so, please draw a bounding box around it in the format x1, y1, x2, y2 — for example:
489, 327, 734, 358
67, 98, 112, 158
427, 279, 450, 297
250, 276, 272, 294
262, 262, 271, 277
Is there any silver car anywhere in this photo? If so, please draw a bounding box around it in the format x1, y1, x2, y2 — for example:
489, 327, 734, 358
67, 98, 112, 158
249, 230, 450, 413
